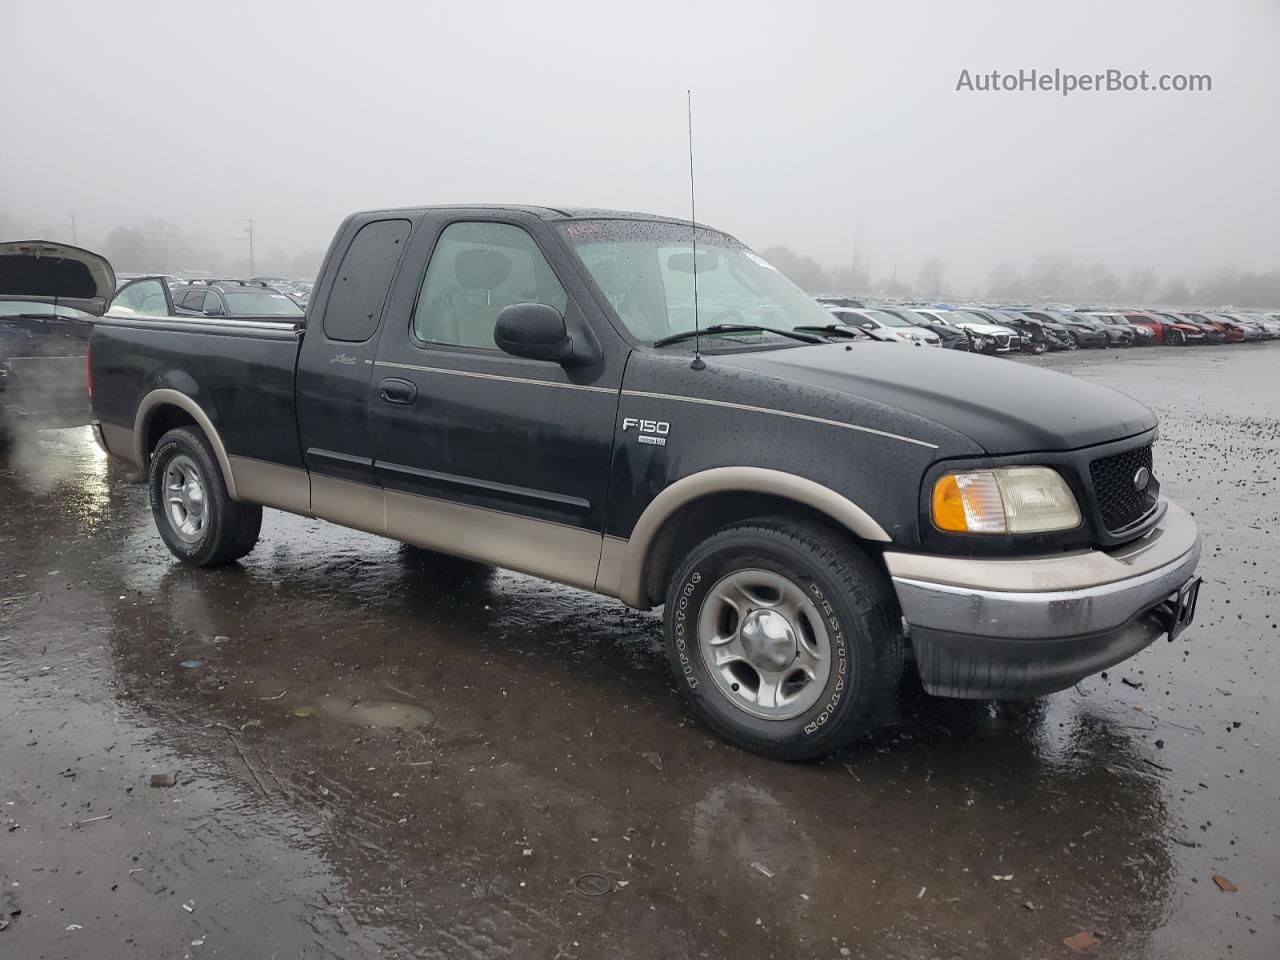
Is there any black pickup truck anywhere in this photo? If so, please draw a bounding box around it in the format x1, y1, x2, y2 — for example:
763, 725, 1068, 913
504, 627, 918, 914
87, 206, 1202, 759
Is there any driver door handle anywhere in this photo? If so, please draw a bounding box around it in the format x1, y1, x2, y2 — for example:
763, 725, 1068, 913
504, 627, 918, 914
378, 377, 418, 405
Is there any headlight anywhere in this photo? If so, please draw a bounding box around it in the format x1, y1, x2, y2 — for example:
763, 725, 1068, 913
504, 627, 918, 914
932, 466, 1081, 534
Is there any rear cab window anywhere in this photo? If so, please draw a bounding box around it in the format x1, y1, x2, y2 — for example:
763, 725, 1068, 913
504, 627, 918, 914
322, 219, 412, 342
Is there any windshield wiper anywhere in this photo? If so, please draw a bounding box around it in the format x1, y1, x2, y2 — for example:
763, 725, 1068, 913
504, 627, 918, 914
792, 323, 867, 339
652, 323, 824, 348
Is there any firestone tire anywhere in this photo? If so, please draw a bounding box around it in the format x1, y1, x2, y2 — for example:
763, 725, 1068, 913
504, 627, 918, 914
663, 518, 904, 761
149, 427, 262, 566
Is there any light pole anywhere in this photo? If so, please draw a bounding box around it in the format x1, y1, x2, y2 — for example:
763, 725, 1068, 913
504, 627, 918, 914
245, 219, 256, 277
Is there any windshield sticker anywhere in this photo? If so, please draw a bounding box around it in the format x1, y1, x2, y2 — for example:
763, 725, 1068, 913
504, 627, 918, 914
745, 251, 778, 271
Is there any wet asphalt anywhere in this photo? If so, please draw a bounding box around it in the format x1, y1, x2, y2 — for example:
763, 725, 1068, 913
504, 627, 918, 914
1, 345, 1277, 959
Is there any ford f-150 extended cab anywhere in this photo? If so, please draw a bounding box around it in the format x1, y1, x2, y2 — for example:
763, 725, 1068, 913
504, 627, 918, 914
86, 206, 1203, 760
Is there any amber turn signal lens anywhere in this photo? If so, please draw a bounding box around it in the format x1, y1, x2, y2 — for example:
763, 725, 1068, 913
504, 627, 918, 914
932, 474, 969, 532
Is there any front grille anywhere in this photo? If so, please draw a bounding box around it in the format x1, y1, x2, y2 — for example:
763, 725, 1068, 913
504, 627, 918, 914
993, 333, 1011, 348
1090, 444, 1157, 532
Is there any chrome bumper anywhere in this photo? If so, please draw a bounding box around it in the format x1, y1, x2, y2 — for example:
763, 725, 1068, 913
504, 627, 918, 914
884, 501, 1201, 698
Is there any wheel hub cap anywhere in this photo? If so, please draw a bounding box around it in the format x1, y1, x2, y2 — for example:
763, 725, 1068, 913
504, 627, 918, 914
739, 609, 798, 671
163, 454, 208, 543
696, 568, 832, 721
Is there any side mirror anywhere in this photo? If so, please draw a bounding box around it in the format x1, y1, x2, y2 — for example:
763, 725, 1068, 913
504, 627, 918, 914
494, 303, 573, 362
861, 322, 875, 330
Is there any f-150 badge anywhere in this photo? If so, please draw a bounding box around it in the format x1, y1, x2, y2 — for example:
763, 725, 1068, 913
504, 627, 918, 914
622, 418, 670, 447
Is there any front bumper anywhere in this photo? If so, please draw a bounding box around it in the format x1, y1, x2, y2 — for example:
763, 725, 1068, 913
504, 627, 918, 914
885, 501, 1201, 698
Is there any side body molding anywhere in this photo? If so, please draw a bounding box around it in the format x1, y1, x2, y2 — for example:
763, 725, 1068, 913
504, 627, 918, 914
598, 466, 892, 608
133, 389, 242, 499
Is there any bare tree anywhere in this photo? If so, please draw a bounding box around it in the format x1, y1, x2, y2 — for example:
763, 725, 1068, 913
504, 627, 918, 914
1122, 267, 1158, 304
760, 245, 833, 293
916, 257, 946, 297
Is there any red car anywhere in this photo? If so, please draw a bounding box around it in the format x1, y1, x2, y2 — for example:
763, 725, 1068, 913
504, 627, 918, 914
1181, 311, 1245, 343
1122, 310, 1203, 345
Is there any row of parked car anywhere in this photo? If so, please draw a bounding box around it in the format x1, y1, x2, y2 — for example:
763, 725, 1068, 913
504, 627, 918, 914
814, 297, 1280, 354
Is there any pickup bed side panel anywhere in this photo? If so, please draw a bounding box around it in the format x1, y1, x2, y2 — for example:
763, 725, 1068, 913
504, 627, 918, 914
91, 318, 306, 510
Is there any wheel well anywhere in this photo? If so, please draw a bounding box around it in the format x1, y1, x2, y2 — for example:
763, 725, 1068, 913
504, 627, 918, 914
639, 491, 884, 607
144, 405, 199, 463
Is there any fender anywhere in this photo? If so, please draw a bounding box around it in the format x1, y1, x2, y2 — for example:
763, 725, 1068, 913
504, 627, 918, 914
133, 388, 241, 500
598, 466, 892, 608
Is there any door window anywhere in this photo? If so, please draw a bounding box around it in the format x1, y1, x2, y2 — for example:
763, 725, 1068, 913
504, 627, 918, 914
179, 289, 205, 310
322, 218, 411, 342
112, 278, 170, 316
413, 222, 567, 349
201, 291, 224, 315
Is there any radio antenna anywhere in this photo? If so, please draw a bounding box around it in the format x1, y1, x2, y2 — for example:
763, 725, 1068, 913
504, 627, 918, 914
687, 89, 705, 371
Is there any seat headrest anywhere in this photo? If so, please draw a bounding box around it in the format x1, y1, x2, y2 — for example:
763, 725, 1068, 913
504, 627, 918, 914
455, 248, 511, 291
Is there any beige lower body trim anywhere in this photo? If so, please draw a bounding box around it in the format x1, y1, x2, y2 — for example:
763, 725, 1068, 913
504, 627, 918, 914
884, 501, 1197, 593
99, 421, 137, 465
312, 474, 386, 536
228, 456, 311, 516
596, 535, 628, 599
133, 389, 240, 499
613, 466, 891, 608
386, 488, 603, 592
302, 474, 607, 593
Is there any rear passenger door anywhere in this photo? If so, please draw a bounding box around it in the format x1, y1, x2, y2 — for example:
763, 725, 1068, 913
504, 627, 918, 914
368, 211, 624, 590
296, 216, 411, 531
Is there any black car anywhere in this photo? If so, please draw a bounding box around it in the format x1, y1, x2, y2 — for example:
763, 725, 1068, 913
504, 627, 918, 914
1020, 311, 1108, 349
974, 309, 1071, 354
0, 240, 109, 446
172, 280, 306, 319
82, 204, 1203, 761
1079, 311, 1150, 346
915, 320, 973, 350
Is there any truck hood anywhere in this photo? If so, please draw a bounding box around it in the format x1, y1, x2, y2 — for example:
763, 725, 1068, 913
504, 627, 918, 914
0, 241, 116, 317
715, 344, 1157, 454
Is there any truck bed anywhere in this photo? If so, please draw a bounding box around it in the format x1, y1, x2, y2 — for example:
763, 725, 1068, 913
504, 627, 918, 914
91, 313, 305, 472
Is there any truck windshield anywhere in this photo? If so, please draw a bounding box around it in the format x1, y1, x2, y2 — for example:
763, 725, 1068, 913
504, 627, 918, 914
221, 291, 305, 317
559, 219, 835, 345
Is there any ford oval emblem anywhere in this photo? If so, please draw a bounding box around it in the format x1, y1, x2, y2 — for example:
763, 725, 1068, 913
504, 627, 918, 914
1133, 466, 1151, 492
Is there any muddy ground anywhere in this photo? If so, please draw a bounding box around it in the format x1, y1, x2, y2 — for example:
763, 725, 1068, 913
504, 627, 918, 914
1, 345, 1276, 959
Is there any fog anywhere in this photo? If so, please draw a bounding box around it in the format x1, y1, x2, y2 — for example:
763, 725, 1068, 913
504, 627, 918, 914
2, 0, 1278, 297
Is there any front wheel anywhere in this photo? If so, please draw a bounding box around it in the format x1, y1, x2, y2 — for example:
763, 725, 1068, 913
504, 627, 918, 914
1168, 328, 1187, 346
1029, 339, 1048, 355
149, 426, 261, 566
1066, 332, 1079, 350
664, 518, 903, 760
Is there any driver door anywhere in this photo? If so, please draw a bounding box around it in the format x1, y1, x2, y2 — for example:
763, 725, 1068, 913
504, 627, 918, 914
369, 211, 623, 590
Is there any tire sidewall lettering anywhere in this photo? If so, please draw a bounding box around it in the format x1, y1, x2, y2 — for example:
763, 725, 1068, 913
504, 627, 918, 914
673, 571, 702, 688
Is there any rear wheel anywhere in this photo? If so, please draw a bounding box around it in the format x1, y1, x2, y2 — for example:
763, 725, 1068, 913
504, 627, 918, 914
664, 518, 903, 761
149, 427, 261, 566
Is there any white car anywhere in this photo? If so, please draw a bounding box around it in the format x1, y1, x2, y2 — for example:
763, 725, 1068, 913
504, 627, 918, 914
826, 306, 940, 345
912, 308, 1017, 354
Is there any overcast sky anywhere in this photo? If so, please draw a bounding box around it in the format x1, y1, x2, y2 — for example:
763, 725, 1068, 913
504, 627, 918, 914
2, 0, 1277, 288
